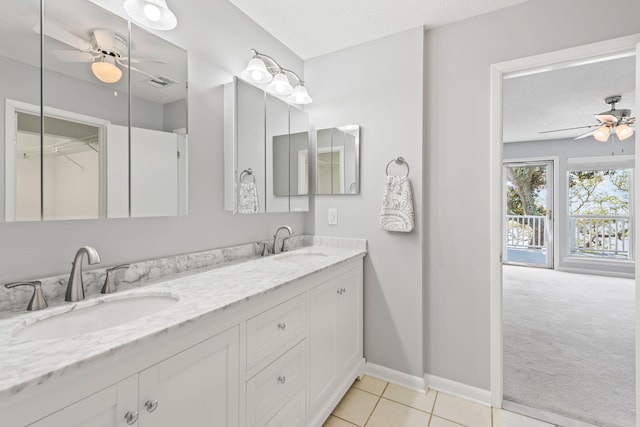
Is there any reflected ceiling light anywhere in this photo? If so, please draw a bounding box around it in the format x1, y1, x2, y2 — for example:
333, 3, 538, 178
615, 124, 634, 141
241, 49, 312, 105
124, 0, 177, 30
91, 56, 122, 84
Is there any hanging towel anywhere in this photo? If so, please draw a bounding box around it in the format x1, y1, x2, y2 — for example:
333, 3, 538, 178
379, 175, 414, 232
239, 182, 259, 213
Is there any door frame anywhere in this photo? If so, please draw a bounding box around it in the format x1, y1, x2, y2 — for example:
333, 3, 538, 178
503, 158, 559, 269
488, 34, 640, 417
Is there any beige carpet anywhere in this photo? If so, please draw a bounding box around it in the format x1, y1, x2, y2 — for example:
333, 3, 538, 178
503, 265, 635, 427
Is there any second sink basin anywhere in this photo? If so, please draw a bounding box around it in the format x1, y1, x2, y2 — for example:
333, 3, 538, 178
13, 295, 179, 341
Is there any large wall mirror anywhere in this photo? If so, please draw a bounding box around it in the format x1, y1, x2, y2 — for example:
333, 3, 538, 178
224, 77, 309, 213
2, 0, 188, 221
316, 125, 360, 195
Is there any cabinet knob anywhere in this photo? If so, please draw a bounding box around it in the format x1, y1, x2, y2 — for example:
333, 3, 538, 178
124, 410, 139, 425
277, 322, 286, 331
144, 399, 159, 413
277, 375, 286, 384
336, 288, 342, 295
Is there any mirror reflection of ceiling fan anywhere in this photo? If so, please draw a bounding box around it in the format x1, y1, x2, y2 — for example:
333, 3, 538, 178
35, 22, 171, 85
540, 95, 636, 142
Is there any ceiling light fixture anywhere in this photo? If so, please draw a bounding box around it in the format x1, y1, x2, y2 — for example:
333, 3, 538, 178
241, 49, 312, 105
593, 125, 611, 142
91, 55, 122, 84
123, 0, 177, 30
615, 124, 634, 141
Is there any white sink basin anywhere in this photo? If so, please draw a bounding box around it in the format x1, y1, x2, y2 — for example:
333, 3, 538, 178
274, 252, 329, 263
14, 295, 179, 340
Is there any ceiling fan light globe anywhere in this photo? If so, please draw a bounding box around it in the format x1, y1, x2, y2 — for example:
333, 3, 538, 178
91, 57, 122, 84
241, 58, 272, 84
593, 125, 611, 142
124, 0, 177, 30
616, 124, 634, 141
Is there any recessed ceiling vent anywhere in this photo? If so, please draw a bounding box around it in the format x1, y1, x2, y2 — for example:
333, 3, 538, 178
145, 75, 175, 88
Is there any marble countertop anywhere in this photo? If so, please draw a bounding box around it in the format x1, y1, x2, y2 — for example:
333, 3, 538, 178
0, 243, 366, 398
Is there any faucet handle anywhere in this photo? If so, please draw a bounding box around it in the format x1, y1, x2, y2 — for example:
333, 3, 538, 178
101, 264, 130, 294
4, 281, 47, 311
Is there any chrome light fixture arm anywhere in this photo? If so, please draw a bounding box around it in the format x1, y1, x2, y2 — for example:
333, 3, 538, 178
250, 49, 305, 86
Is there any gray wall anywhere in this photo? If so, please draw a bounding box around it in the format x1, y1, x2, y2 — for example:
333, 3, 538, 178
0, 0, 307, 281
504, 137, 635, 277
305, 28, 424, 377
423, 0, 640, 390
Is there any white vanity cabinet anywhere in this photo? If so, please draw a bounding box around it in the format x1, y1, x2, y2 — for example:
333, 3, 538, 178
309, 264, 363, 420
5, 253, 365, 427
27, 327, 240, 427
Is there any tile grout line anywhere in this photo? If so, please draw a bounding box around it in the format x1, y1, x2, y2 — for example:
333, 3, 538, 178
427, 391, 439, 426
361, 382, 390, 426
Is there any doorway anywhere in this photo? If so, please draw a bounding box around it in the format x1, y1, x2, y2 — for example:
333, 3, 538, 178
504, 161, 554, 268
489, 34, 640, 427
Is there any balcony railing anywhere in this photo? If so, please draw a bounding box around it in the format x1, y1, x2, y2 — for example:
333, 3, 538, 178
505, 215, 546, 249
569, 215, 630, 259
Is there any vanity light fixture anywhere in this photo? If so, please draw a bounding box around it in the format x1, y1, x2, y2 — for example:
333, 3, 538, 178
91, 55, 122, 84
241, 49, 312, 105
123, 0, 177, 30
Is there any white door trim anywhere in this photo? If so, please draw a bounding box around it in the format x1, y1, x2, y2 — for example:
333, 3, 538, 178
489, 33, 640, 412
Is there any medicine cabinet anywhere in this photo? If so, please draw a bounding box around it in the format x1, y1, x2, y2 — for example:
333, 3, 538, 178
224, 77, 309, 213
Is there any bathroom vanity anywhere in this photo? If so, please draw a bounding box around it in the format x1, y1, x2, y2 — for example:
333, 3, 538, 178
0, 240, 365, 427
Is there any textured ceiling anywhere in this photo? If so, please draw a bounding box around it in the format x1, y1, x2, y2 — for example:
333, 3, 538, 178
228, 0, 528, 59
503, 56, 636, 143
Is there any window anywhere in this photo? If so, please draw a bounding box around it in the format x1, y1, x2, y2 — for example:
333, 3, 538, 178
567, 162, 632, 260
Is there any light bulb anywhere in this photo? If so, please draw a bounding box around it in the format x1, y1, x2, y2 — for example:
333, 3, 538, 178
287, 84, 312, 105
144, 3, 161, 21
593, 125, 611, 142
241, 57, 272, 84
615, 124, 634, 141
91, 56, 122, 84
266, 73, 293, 96
251, 70, 263, 81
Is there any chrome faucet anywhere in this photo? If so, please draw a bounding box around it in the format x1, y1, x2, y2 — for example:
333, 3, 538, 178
65, 246, 101, 302
273, 226, 293, 255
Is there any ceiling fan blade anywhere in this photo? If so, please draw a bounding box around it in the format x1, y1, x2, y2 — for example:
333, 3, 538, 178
92, 29, 115, 51
53, 50, 95, 62
121, 57, 168, 65
538, 124, 598, 134
595, 114, 618, 123
116, 59, 155, 80
574, 129, 596, 140
35, 22, 92, 51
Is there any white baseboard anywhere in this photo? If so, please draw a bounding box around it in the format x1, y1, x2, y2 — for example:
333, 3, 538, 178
424, 374, 492, 407
364, 362, 425, 392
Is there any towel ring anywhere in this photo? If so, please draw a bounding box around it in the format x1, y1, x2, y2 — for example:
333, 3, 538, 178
386, 157, 409, 178
239, 168, 255, 183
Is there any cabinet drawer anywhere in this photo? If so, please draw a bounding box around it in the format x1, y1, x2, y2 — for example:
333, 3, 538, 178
246, 294, 306, 370
246, 340, 306, 427
263, 386, 306, 427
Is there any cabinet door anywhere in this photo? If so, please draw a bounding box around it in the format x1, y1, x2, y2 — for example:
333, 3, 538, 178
336, 268, 362, 373
308, 276, 339, 414
29, 375, 138, 427
138, 326, 240, 427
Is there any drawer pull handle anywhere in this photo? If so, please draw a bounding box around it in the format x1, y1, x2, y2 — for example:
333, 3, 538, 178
124, 411, 139, 425
342, 287, 347, 294
336, 289, 342, 295
277, 322, 287, 331
277, 375, 286, 384
145, 399, 159, 413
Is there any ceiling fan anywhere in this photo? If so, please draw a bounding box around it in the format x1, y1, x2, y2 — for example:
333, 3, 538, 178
36, 22, 168, 84
539, 95, 635, 142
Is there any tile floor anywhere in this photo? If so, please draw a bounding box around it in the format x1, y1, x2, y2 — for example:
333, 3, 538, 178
322, 375, 557, 427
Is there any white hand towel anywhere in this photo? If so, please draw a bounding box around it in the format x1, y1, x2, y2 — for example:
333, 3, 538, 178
239, 182, 259, 214
379, 175, 414, 232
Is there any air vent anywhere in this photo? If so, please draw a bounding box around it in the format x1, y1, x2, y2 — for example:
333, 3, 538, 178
145, 75, 175, 88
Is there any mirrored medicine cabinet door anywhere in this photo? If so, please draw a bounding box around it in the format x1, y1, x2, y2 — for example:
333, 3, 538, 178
224, 77, 309, 213
2, 0, 188, 222
316, 125, 360, 195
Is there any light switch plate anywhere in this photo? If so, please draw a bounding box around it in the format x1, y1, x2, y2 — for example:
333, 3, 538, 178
328, 208, 338, 225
